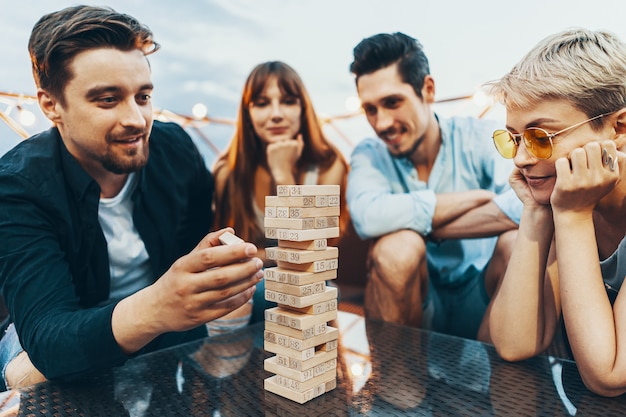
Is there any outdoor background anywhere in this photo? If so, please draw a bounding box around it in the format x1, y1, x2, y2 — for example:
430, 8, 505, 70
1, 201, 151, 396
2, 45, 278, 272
1, 0, 625, 165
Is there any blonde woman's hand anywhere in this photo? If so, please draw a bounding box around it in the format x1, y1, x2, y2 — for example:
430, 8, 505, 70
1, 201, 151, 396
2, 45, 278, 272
266, 134, 304, 184
551, 140, 621, 214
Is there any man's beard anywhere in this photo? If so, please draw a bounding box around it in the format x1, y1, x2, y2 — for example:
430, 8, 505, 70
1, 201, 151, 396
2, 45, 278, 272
392, 134, 424, 160
101, 129, 150, 174
101, 147, 149, 174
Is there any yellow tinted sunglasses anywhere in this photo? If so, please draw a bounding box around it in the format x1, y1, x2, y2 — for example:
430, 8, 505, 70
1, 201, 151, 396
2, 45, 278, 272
492, 112, 613, 159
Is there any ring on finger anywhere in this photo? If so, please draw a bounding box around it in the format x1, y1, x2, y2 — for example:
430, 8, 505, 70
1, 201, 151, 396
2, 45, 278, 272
602, 148, 617, 171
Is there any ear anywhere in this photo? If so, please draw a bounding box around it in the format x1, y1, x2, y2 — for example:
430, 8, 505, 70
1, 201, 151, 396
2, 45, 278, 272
37, 89, 62, 124
421, 75, 436, 103
613, 107, 626, 148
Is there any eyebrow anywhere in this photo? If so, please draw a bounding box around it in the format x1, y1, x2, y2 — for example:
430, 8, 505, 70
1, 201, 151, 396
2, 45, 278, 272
505, 117, 561, 132
85, 84, 154, 100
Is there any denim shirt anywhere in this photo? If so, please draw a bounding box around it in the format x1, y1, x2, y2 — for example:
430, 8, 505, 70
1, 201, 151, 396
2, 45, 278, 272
0, 121, 213, 381
347, 115, 521, 287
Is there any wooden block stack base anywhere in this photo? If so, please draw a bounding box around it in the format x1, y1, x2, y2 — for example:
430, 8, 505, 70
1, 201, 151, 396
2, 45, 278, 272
263, 185, 340, 403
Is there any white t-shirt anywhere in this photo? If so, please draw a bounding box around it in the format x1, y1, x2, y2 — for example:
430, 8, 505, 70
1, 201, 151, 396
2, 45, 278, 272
98, 173, 153, 304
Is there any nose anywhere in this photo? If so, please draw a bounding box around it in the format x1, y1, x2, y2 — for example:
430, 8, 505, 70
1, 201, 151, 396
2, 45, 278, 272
513, 138, 536, 167
270, 101, 284, 122
120, 99, 148, 128
374, 108, 394, 133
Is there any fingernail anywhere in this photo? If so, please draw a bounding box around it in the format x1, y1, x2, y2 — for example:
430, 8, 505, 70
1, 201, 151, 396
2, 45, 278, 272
255, 259, 263, 269
255, 269, 264, 280
245, 244, 256, 257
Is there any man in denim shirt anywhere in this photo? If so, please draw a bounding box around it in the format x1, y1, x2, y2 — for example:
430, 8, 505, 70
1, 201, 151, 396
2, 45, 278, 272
347, 32, 521, 339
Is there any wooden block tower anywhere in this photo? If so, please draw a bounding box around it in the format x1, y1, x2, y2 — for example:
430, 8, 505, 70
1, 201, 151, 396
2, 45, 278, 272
263, 184, 340, 404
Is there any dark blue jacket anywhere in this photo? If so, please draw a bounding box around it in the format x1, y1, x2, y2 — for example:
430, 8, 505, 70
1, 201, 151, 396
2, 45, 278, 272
0, 121, 213, 380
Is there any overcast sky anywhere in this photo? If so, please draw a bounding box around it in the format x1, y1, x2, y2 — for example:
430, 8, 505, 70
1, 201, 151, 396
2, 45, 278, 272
2, 0, 625, 161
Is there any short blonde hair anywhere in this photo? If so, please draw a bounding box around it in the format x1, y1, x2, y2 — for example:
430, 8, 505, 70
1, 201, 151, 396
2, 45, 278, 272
488, 28, 626, 128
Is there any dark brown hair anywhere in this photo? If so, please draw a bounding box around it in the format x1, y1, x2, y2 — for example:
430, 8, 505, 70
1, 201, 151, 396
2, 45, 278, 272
28, 5, 159, 106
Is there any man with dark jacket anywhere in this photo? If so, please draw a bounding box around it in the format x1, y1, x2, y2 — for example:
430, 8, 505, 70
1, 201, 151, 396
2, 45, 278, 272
0, 5, 263, 389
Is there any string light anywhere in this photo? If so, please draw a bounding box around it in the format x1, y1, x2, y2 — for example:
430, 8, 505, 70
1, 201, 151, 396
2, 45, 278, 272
1, 90, 490, 154
191, 103, 208, 120
344, 96, 361, 113
17, 106, 36, 127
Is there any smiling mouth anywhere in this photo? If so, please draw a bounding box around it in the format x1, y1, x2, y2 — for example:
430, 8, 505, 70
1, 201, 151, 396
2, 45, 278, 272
112, 134, 144, 143
524, 175, 552, 186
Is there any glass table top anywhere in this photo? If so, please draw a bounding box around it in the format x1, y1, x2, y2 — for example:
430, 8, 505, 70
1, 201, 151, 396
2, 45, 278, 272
1, 311, 625, 416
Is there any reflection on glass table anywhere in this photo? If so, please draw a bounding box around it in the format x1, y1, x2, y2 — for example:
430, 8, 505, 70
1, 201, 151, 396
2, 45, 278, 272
0, 311, 626, 416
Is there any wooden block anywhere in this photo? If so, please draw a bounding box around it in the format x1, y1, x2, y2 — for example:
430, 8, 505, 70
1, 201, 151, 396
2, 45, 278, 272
276, 186, 290, 197
276, 258, 338, 273
265, 340, 316, 360
314, 195, 328, 207
265, 280, 326, 297
271, 369, 336, 393
218, 231, 244, 246
278, 239, 327, 251
268, 247, 338, 264
276, 207, 290, 218
264, 326, 338, 353
264, 217, 315, 229
264, 375, 327, 404
266, 195, 316, 208
323, 216, 340, 228
327, 195, 340, 207
280, 298, 338, 316
266, 227, 277, 239
288, 206, 340, 219
265, 286, 338, 308
265, 320, 328, 340
264, 338, 338, 361
276, 185, 340, 197
265, 206, 276, 218
265, 307, 337, 331
318, 338, 338, 352
276, 227, 339, 242
265, 356, 337, 382
264, 267, 337, 285
264, 380, 339, 415
314, 216, 339, 229
274, 348, 337, 372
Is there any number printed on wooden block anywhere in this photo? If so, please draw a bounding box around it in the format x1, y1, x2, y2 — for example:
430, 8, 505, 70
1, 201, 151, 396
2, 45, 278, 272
264, 307, 337, 331
288, 206, 340, 219
264, 375, 328, 404
272, 369, 336, 393
276, 258, 338, 273
264, 340, 315, 360
276, 185, 340, 197
266, 227, 277, 239
265, 206, 276, 218
278, 239, 328, 251
267, 247, 338, 264
264, 326, 338, 352
265, 286, 338, 308
264, 267, 337, 285
279, 298, 338, 315
274, 349, 337, 372
265, 280, 326, 297
264, 217, 315, 230
265, 320, 328, 340
276, 227, 339, 242
265, 356, 337, 382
